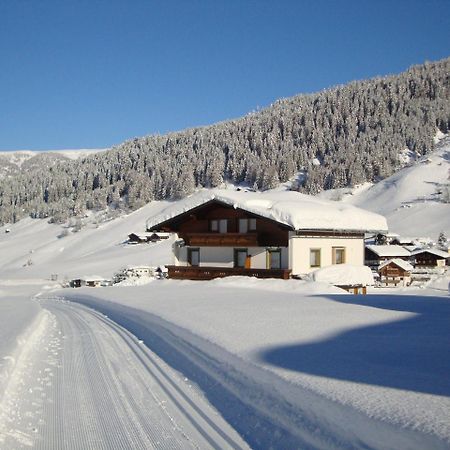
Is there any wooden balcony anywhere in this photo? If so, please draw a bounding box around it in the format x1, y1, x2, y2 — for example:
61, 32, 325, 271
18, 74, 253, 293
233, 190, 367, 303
183, 232, 259, 247
167, 265, 291, 280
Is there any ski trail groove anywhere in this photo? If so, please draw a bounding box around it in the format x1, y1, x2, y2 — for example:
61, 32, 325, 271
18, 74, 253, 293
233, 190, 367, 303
1, 298, 248, 449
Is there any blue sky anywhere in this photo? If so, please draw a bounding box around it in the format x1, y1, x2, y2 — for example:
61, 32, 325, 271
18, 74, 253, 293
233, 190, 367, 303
1, 0, 449, 150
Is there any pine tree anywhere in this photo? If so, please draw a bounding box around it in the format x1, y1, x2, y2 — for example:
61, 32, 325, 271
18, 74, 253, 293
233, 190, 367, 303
437, 231, 448, 250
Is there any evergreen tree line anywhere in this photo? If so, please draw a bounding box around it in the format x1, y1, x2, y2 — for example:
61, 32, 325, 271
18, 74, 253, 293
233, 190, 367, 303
0, 57, 449, 225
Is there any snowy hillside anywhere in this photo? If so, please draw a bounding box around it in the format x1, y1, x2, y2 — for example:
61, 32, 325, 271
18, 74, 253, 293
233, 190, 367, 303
319, 136, 450, 239
0, 201, 173, 281
0, 149, 106, 179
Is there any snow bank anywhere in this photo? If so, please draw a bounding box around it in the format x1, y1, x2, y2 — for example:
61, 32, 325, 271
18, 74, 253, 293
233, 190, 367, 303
309, 264, 375, 286
147, 189, 388, 233
0, 288, 42, 403
427, 273, 450, 292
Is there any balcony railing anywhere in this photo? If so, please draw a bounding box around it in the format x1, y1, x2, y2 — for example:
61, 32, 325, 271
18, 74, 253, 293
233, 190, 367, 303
182, 232, 259, 247
167, 265, 291, 280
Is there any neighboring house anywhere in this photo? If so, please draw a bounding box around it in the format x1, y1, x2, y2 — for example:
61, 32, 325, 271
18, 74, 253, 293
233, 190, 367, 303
390, 236, 415, 246
412, 248, 449, 267
69, 278, 86, 288
128, 232, 171, 244
378, 258, 414, 287
365, 245, 411, 269
69, 276, 112, 288
128, 233, 149, 244
146, 190, 387, 280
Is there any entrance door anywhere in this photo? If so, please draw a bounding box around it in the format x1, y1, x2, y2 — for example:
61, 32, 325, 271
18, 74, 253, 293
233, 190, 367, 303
267, 249, 281, 269
234, 249, 248, 268
188, 248, 200, 266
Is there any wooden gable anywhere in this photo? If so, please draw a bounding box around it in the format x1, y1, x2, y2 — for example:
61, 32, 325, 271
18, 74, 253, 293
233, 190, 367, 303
150, 199, 290, 247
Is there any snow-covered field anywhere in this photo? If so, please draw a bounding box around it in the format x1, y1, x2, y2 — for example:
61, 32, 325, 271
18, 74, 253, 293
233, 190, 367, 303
0, 158, 449, 448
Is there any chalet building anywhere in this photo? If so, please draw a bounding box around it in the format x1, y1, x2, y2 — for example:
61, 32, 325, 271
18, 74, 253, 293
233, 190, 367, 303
146, 190, 387, 280
365, 245, 411, 269
411, 248, 449, 267
378, 258, 413, 287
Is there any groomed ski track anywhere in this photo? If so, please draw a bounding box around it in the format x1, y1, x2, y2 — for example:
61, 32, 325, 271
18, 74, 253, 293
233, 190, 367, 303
0, 298, 248, 449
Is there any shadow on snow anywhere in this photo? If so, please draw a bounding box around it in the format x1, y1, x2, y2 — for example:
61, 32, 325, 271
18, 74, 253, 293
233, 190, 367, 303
258, 293, 450, 397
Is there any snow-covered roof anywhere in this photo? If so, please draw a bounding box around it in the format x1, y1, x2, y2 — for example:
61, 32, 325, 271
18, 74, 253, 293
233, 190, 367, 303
146, 189, 388, 233
309, 264, 374, 286
365, 245, 411, 257
82, 275, 109, 281
411, 248, 450, 259
379, 258, 414, 272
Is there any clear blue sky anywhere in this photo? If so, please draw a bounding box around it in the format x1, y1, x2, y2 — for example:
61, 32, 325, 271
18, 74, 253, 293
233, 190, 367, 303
1, 0, 449, 150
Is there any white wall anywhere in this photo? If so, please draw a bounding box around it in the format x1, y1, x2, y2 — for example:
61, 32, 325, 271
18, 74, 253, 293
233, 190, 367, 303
175, 245, 288, 269
289, 232, 365, 275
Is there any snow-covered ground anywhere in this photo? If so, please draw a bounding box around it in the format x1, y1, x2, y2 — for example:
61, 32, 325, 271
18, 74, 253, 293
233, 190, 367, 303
0, 159, 449, 448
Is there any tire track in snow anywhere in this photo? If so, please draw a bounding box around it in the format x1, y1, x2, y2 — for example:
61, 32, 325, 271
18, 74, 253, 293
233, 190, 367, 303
1, 299, 248, 449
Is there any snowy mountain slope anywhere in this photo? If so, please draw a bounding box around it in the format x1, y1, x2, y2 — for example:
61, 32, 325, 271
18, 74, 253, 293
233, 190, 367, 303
0, 200, 173, 281
319, 137, 450, 238
0, 149, 106, 179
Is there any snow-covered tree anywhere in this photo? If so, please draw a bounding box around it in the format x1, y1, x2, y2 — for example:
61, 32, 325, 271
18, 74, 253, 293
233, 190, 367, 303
437, 231, 448, 250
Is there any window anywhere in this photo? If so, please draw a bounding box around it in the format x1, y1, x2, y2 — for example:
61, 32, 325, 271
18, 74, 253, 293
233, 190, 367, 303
267, 249, 281, 269
210, 219, 228, 233
219, 219, 228, 233
238, 218, 257, 233
310, 249, 321, 268
234, 248, 248, 268
332, 247, 346, 265
187, 248, 200, 266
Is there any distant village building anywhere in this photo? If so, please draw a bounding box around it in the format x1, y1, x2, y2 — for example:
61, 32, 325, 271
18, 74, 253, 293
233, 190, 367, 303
69, 276, 112, 288
365, 245, 411, 269
146, 190, 387, 280
378, 258, 414, 287
69, 278, 86, 288
412, 248, 449, 267
390, 236, 416, 246
128, 232, 171, 244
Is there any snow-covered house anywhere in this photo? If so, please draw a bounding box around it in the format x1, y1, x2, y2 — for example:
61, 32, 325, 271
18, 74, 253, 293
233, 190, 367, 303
411, 248, 449, 267
128, 232, 171, 244
378, 258, 414, 287
146, 190, 387, 280
364, 245, 411, 269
